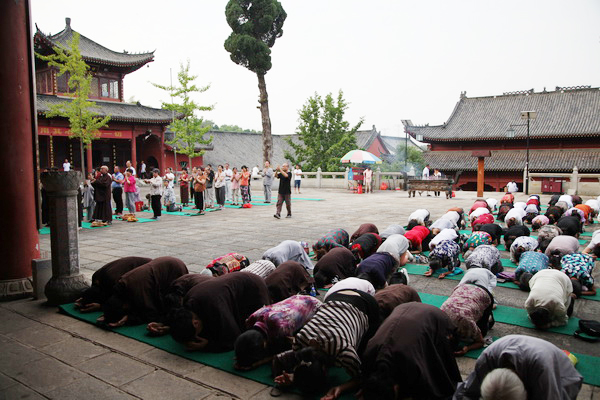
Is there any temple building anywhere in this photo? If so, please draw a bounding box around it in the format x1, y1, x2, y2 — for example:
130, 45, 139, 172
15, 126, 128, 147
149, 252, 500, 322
34, 18, 197, 173
403, 87, 600, 193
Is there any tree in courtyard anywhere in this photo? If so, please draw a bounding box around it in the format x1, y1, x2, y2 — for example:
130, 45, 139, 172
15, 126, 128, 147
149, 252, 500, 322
380, 143, 425, 173
36, 33, 110, 172
224, 0, 287, 163
285, 91, 363, 172
152, 61, 214, 163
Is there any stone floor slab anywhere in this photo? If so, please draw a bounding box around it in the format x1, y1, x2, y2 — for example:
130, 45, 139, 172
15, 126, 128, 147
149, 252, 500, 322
78, 352, 155, 386
3, 356, 86, 394
0, 340, 47, 375
45, 375, 137, 400
137, 348, 206, 377
0, 381, 46, 400
40, 336, 110, 366
122, 370, 210, 400
0, 372, 16, 391
185, 366, 266, 399
6, 323, 71, 349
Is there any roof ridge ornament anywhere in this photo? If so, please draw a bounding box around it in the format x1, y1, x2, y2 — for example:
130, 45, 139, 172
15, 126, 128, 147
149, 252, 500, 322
65, 17, 71, 28
502, 89, 534, 96
555, 85, 591, 92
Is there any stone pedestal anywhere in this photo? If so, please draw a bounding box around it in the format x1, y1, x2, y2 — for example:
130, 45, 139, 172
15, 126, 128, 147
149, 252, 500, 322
40, 171, 89, 305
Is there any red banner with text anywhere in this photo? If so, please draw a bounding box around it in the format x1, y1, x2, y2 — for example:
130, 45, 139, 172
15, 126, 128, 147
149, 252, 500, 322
38, 126, 132, 139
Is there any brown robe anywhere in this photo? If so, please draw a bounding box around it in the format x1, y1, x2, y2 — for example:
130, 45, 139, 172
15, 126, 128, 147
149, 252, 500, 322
168, 273, 212, 296
91, 173, 113, 222
374, 284, 421, 320
362, 303, 462, 399
313, 247, 357, 288
350, 223, 379, 242
184, 273, 270, 352
91, 256, 152, 302
265, 261, 314, 303
113, 256, 188, 323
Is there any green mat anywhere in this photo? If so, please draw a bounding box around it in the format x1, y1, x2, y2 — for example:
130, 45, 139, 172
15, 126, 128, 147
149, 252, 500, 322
459, 230, 590, 246
38, 226, 50, 235
404, 264, 600, 302
58, 303, 351, 397
58, 303, 600, 388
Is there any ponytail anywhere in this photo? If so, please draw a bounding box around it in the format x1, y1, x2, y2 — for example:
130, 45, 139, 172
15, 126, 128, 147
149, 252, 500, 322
550, 250, 562, 269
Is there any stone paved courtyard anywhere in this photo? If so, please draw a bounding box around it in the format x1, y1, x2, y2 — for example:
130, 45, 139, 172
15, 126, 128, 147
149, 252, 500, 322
1, 187, 599, 399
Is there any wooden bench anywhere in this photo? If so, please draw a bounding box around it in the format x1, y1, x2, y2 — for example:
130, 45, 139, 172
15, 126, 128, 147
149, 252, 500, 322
407, 179, 453, 199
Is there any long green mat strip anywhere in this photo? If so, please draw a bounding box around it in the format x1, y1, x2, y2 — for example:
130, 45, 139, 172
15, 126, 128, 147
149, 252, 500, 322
404, 264, 600, 301
459, 230, 590, 246
58, 303, 599, 388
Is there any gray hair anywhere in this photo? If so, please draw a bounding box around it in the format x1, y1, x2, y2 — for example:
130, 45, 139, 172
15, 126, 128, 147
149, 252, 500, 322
480, 368, 526, 400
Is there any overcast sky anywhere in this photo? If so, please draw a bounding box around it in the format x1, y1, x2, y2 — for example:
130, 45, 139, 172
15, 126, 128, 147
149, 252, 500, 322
32, 0, 600, 137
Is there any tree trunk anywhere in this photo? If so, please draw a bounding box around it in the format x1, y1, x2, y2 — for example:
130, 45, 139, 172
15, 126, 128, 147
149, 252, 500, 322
80, 138, 85, 176
257, 73, 273, 164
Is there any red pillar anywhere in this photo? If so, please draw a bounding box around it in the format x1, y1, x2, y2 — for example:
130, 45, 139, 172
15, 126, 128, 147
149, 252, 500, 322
160, 127, 166, 172
0, 0, 40, 299
477, 157, 485, 197
86, 143, 93, 173
131, 136, 137, 174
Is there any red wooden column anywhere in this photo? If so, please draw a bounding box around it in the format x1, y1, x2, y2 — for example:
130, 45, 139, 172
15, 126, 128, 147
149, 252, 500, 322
472, 151, 491, 198
160, 127, 166, 171
0, 0, 40, 299
131, 135, 137, 173
86, 143, 93, 173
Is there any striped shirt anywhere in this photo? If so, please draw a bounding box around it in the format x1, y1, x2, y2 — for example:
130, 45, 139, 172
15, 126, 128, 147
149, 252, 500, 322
293, 299, 368, 378
241, 260, 276, 279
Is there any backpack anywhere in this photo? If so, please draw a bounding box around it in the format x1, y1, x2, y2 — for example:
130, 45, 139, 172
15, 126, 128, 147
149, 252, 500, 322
574, 319, 600, 342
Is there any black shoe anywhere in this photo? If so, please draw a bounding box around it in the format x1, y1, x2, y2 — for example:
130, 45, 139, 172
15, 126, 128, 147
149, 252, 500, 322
274, 214, 280, 219
286, 214, 292, 218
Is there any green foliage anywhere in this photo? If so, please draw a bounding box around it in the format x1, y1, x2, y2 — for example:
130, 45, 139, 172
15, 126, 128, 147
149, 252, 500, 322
215, 124, 260, 133
152, 61, 214, 159
224, 0, 287, 75
380, 142, 425, 172
36, 33, 110, 145
285, 91, 363, 172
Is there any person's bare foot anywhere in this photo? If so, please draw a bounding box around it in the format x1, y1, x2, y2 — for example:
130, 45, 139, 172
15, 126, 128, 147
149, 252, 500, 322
424, 269, 433, 277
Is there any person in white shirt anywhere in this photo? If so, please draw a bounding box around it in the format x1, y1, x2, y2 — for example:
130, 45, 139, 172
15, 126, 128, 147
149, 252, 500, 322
63, 159, 71, 172
140, 161, 147, 179
293, 165, 302, 194
525, 269, 574, 329
144, 169, 163, 220
224, 163, 233, 202
422, 164, 431, 196
506, 181, 518, 193
164, 168, 175, 189
126, 160, 136, 176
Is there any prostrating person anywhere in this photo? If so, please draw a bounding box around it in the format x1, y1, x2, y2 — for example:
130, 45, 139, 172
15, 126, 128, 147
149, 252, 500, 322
265, 261, 314, 303
313, 247, 357, 289
262, 240, 313, 272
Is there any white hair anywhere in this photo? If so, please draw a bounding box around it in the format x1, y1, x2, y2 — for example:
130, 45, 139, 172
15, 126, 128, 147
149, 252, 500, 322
480, 368, 526, 400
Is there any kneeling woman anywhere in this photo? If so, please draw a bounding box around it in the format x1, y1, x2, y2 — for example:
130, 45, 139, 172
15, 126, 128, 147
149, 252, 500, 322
168, 273, 270, 352
525, 269, 574, 329
313, 228, 350, 260
426, 239, 461, 279
465, 245, 503, 275
313, 247, 357, 289
262, 240, 313, 272
272, 287, 380, 398
265, 261, 314, 303
513, 251, 549, 291
441, 281, 495, 356
361, 303, 461, 400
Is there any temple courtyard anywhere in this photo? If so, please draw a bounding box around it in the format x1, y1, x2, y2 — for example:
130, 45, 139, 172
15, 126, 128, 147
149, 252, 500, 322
1, 187, 599, 399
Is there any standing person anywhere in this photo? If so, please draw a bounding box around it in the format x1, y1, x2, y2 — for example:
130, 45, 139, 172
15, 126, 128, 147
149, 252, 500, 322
123, 169, 137, 216
91, 166, 112, 224
214, 165, 226, 210
224, 163, 233, 202
192, 168, 206, 215
204, 164, 215, 209
112, 166, 124, 216
263, 161, 274, 203
190, 166, 198, 207
240, 165, 251, 206
179, 167, 190, 207
140, 161, 146, 179
293, 164, 302, 194
363, 166, 372, 193
433, 168, 442, 197
63, 158, 71, 172
422, 164, 430, 196
82, 173, 95, 222
231, 167, 241, 205
164, 167, 175, 189
144, 169, 163, 220
507, 180, 519, 193
126, 160, 136, 176
274, 163, 292, 219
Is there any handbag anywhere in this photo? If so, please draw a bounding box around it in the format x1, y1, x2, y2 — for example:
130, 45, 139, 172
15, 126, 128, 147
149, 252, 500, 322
574, 319, 600, 342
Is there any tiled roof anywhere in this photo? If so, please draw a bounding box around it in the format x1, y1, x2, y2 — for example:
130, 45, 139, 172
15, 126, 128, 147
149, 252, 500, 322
381, 136, 425, 155
37, 94, 174, 124
404, 88, 600, 142
35, 19, 154, 72
423, 150, 600, 173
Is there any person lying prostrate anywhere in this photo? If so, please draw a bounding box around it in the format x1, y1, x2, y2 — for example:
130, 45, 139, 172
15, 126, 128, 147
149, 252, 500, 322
575, 204, 593, 224
474, 223, 503, 245
537, 225, 562, 251
469, 207, 491, 224
162, 273, 213, 309
265, 261, 314, 303
350, 233, 381, 261
486, 198, 498, 211
501, 192, 514, 204
167, 273, 270, 352
313, 247, 357, 289
544, 235, 580, 266
273, 286, 380, 398
99, 257, 189, 327
262, 240, 314, 272
426, 240, 461, 279
558, 194, 574, 209
572, 194, 583, 206
504, 207, 526, 227
555, 201, 569, 212
361, 303, 461, 400
469, 199, 490, 215
241, 260, 276, 279
524, 203, 540, 223
454, 334, 583, 400
557, 215, 583, 238
76, 256, 152, 312
441, 281, 495, 356
465, 245, 503, 275
513, 251, 549, 291
525, 269, 574, 329
324, 277, 376, 299
356, 252, 397, 290
532, 214, 550, 231
472, 213, 495, 227
374, 283, 421, 320
560, 253, 597, 297
428, 228, 458, 250
440, 210, 461, 226
459, 268, 497, 294
350, 223, 379, 242
527, 195, 540, 206
582, 229, 600, 258
503, 224, 530, 249
429, 217, 456, 235
510, 236, 539, 263
234, 295, 320, 371
549, 194, 561, 206
404, 225, 430, 253
563, 207, 586, 225
376, 234, 410, 265
406, 209, 430, 230
463, 231, 493, 253
379, 224, 405, 240
584, 199, 599, 219
313, 228, 350, 260
206, 252, 250, 276
514, 201, 527, 210
497, 203, 513, 222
